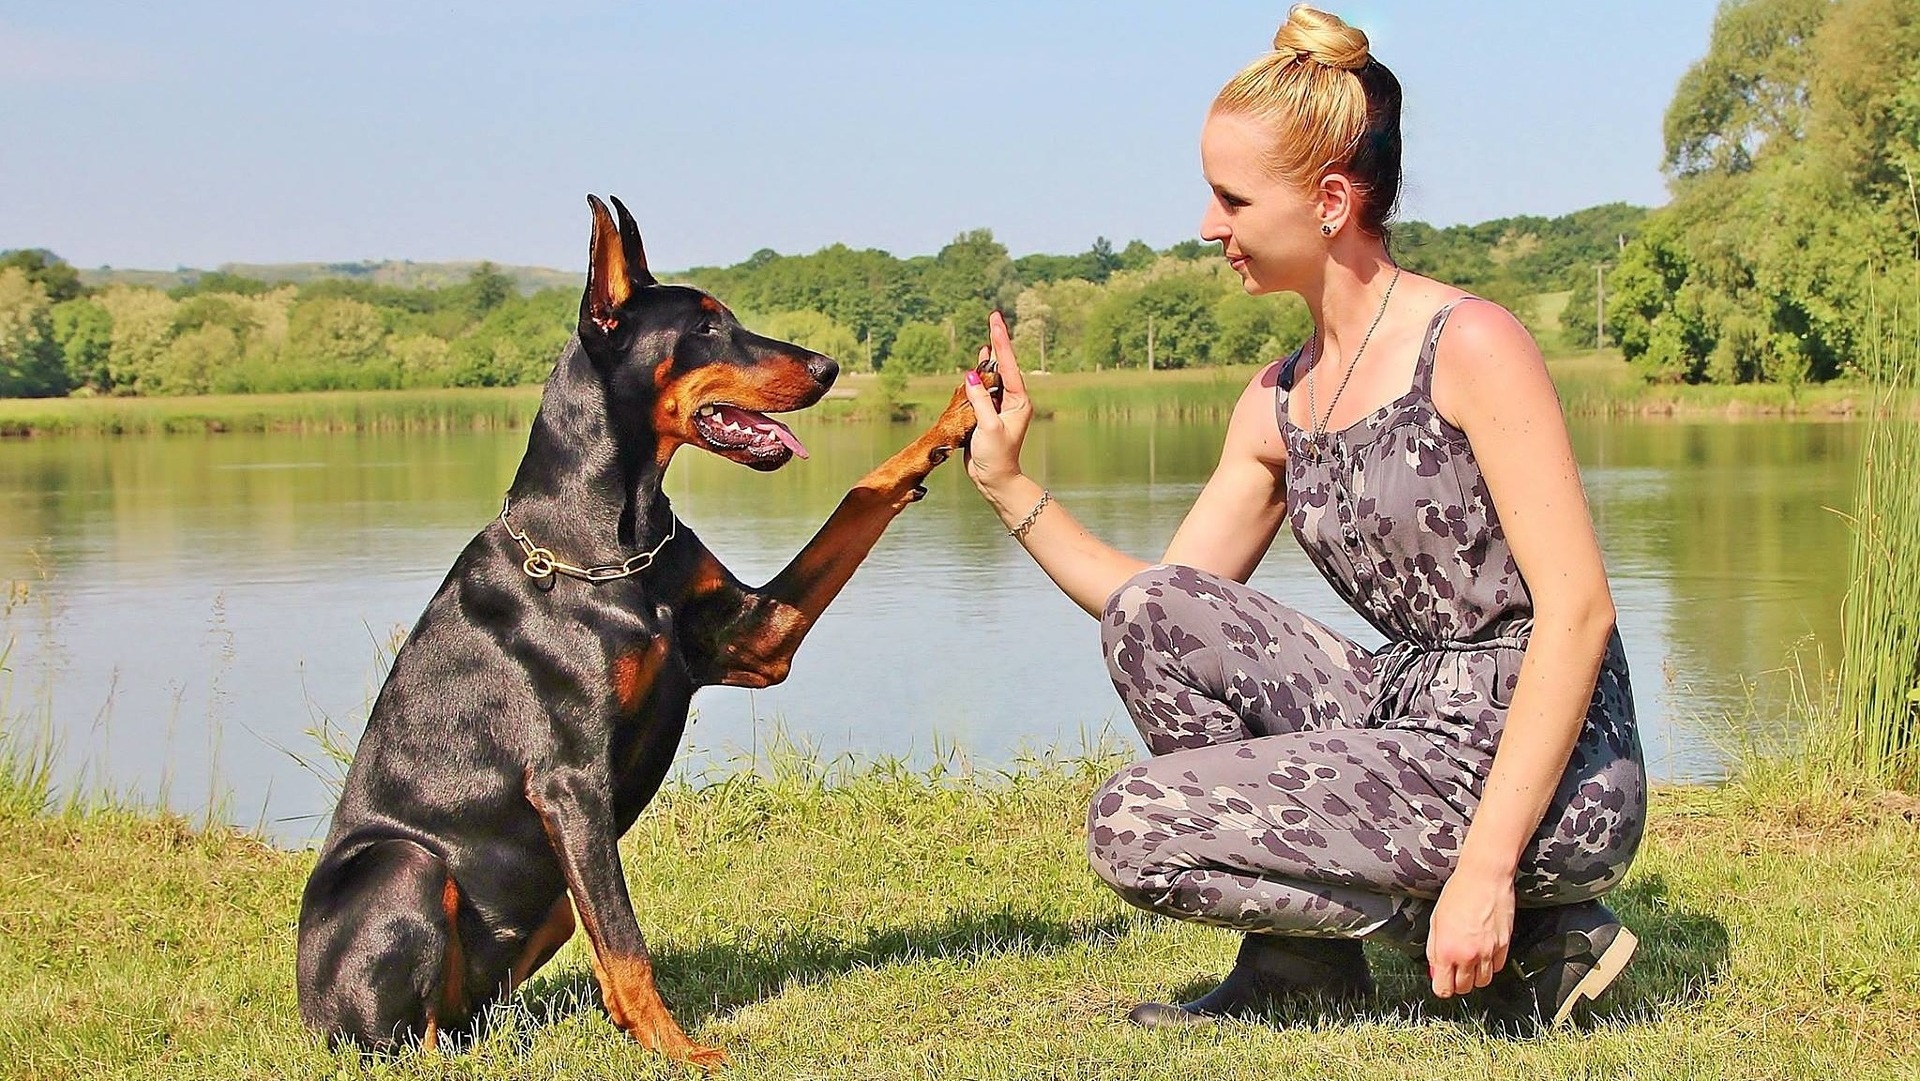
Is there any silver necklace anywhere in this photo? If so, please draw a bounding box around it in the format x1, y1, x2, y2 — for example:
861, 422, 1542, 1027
1306, 265, 1402, 456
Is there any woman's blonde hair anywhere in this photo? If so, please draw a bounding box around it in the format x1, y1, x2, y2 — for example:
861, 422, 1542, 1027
1213, 5, 1404, 238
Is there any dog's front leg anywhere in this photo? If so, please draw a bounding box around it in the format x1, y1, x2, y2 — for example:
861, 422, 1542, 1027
693, 374, 994, 687
525, 766, 726, 1069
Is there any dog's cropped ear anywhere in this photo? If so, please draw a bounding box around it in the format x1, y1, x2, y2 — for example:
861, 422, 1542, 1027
608, 195, 656, 289
582, 194, 654, 335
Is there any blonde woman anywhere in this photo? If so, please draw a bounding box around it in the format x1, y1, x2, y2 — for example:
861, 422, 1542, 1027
961, 6, 1644, 1030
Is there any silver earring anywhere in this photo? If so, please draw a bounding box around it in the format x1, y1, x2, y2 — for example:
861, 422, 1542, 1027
1321, 224, 1334, 237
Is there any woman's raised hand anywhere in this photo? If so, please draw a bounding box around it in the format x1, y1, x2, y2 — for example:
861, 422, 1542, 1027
961, 311, 1032, 494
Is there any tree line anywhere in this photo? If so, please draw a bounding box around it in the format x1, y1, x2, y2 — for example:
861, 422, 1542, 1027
1603, 0, 1919, 384
2, 203, 1646, 399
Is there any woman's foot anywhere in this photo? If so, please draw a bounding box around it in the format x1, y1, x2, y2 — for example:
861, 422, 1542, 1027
1480, 900, 1638, 1033
1128, 933, 1374, 1027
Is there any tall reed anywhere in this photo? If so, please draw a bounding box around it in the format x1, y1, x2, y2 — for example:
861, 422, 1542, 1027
1816, 294, 1920, 790
0, 593, 55, 818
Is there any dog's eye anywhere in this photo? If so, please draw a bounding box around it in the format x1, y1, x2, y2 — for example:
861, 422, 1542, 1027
699, 318, 725, 337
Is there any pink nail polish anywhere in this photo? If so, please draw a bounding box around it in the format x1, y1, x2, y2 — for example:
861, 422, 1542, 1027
966, 370, 981, 386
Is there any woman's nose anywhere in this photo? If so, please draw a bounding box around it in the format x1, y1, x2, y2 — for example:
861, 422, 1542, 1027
1198, 205, 1229, 243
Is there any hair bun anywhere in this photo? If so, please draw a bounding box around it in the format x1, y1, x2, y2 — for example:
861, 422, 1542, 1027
1272, 5, 1370, 71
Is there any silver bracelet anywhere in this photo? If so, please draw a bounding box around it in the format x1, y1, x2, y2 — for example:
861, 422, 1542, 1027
1008, 488, 1051, 539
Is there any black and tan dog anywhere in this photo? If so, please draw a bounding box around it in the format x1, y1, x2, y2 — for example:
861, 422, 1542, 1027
296, 195, 992, 1067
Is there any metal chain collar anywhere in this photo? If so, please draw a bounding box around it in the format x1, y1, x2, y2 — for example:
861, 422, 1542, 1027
498, 496, 677, 584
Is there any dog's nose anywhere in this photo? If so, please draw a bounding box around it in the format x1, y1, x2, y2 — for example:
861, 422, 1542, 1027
808, 353, 839, 386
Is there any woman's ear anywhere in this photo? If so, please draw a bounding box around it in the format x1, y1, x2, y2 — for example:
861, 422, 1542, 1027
1317, 171, 1356, 237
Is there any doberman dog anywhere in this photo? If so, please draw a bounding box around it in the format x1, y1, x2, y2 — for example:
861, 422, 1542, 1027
296, 195, 994, 1067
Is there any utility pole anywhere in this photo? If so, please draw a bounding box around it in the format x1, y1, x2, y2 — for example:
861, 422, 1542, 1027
1146, 312, 1156, 371
1596, 263, 1606, 350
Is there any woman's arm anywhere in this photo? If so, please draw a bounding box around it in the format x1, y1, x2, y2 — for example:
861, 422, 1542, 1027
963, 313, 1292, 616
1423, 301, 1619, 999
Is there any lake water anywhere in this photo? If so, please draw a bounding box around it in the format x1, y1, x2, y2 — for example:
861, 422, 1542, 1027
0, 413, 1859, 844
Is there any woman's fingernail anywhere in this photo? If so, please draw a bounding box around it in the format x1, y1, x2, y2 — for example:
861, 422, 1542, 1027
966, 370, 982, 386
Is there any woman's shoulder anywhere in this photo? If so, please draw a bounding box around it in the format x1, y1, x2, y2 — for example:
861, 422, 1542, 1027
1430, 296, 1541, 375
1426, 293, 1554, 431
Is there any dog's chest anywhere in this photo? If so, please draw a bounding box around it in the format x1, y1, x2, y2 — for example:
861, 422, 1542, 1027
602, 597, 688, 716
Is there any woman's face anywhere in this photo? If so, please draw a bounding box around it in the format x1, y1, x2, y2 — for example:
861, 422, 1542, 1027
1198, 110, 1324, 295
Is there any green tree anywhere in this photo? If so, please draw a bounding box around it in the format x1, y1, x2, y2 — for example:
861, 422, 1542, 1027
1117, 240, 1158, 273
389, 334, 455, 389
1663, 0, 1829, 177
156, 324, 240, 395
1213, 290, 1312, 367
887, 322, 958, 374
1082, 271, 1218, 370
463, 261, 514, 317
51, 298, 113, 393
284, 296, 392, 388
921, 229, 1020, 338
1609, 0, 1919, 383
756, 310, 863, 368
172, 271, 272, 297
689, 243, 932, 362
447, 289, 574, 386
0, 249, 84, 304
95, 286, 180, 394
1086, 237, 1121, 282
0, 268, 70, 397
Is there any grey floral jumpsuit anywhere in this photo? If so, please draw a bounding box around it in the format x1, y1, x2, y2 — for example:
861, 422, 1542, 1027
1087, 299, 1646, 947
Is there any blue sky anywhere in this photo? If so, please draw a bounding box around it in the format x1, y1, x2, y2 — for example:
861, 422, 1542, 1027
0, 2, 1719, 273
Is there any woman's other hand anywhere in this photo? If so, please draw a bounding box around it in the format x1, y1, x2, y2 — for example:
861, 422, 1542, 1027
961, 310, 1033, 495
1426, 865, 1515, 999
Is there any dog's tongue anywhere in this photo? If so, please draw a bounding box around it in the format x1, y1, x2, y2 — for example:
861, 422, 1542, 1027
766, 418, 808, 459
718, 405, 808, 459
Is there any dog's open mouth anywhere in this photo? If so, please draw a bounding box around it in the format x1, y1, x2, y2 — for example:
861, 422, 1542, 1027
693, 403, 809, 461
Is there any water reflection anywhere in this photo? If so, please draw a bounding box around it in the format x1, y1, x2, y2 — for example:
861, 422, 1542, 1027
0, 415, 1859, 842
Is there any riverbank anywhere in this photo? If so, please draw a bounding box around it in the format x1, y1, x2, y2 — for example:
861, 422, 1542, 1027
2, 752, 1914, 1080
0, 352, 1898, 437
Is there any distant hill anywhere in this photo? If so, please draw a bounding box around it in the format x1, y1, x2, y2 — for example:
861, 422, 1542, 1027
76, 259, 580, 295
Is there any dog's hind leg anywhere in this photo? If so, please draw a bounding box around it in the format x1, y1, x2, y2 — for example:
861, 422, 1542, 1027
508, 894, 576, 992
296, 838, 470, 1052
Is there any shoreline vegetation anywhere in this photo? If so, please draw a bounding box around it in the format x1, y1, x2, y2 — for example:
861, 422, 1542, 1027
0, 350, 1905, 439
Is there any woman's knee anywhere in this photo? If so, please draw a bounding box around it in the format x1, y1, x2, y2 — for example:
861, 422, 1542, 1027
1084, 763, 1167, 899
1101, 565, 1176, 654
1517, 757, 1647, 904
1100, 564, 1243, 681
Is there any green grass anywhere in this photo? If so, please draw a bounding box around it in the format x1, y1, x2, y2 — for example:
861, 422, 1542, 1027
2, 741, 1916, 1080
